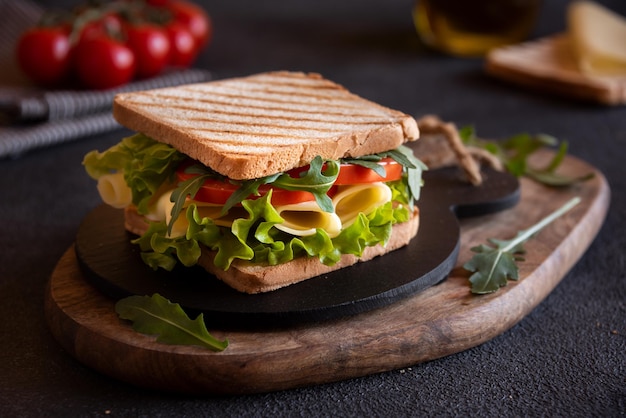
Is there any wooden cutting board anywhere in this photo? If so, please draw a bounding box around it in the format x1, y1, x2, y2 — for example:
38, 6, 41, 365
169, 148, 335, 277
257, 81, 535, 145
45, 152, 609, 395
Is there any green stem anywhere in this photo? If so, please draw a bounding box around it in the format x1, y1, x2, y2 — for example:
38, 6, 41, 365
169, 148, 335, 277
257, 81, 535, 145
502, 196, 581, 253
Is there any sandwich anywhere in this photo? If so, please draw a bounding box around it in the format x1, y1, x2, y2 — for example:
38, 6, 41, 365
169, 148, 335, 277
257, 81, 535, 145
83, 71, 426, 294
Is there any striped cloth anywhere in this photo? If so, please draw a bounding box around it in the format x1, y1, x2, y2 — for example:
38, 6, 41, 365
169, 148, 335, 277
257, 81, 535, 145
0, 0, 212, 159
3, 69, 214, 123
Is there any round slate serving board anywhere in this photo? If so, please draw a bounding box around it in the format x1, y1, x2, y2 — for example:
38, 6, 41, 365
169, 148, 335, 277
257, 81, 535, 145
73, 166, 519, 328
45, 152, 609, 395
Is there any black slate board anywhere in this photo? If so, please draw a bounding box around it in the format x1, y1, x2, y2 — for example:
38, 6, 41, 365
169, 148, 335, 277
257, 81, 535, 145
74, 166, 519, 328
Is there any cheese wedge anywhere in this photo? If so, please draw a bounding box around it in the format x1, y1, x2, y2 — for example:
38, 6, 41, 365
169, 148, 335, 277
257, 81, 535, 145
568, 1, 626, 75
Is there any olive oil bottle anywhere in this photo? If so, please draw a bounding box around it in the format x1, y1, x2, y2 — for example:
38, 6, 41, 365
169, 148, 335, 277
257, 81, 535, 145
414, 0, 542, 56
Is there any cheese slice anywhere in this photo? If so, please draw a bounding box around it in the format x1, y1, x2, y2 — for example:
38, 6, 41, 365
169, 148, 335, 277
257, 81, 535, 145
145, 190, 173, 222
332, 183, 392, 228
274, 201, 342, 238
97, 172, 132, 209
568, 1, 626, 75
161, 196, 248, 237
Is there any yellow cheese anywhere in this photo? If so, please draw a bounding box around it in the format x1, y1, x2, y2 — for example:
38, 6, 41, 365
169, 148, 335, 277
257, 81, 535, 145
144, 190, 172, 222
96, 172, 132, 209
162, 196, 248, 238
275, 201, 342, 238
332, 183, 392, 228
568, 1, 626, 75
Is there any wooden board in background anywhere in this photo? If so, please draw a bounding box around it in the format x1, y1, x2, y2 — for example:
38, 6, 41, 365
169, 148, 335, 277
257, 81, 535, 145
486, 35, 626, 106
45, 152, 610, 395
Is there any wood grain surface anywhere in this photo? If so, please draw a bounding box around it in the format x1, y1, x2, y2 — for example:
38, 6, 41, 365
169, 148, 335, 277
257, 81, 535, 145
45, 152, 610, 395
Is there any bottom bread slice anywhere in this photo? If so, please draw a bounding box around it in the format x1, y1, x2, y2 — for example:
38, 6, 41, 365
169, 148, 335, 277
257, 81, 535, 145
124, 206, 420, 294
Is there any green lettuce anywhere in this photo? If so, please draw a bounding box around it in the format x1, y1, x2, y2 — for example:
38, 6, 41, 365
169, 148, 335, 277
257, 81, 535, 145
83, 133, 186, 214
135, 184, 412, 271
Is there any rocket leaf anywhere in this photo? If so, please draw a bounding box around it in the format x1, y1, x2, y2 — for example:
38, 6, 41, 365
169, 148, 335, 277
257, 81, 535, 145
459, 127, 593, 187
464, 197, 581, 294
115, 293, 228, 351
270, 156, 339, 213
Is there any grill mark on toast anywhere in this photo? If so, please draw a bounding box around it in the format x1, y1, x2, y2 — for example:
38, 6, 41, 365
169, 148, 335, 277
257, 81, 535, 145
173, 92, 371, 112
188, 128, 314, 140
183, 116, 392, 129
123, 96, 396, 123
129, 91, 381, 115
177, 83, 351, 101
128, 100, 395, 127
124, 99, 395, 140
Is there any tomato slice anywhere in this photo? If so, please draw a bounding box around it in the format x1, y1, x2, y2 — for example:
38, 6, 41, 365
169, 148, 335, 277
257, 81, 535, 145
334, 157, 403, 185
286, 157, 403, 185
175, 167, 319, 206
175, 157, 403, 206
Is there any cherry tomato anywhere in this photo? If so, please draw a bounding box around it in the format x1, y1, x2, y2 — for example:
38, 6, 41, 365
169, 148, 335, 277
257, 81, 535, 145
125, 24, 170, 78
74, 36, 135, 89
16, 27, 71, 86
78, 13, 123, 43
165, 22, 197, 67
166, 0, 212, 50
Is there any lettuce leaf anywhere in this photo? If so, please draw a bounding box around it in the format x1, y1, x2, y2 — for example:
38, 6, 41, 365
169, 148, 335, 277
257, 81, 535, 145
83, 133, 186, 214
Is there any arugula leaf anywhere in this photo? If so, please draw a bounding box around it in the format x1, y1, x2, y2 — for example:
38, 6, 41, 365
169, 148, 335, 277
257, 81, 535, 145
342, 158, 387, 177
220, 156, 339, 214
459, 127, 593, 187
464, 197, 581, 294
342, 145, 427, 205
222, 174, 280, 214
525, 142, 595, 186
389, 145, 427, 203
115, 293, 228, 351
271, 156, 339, 212
168, 174, 212, 236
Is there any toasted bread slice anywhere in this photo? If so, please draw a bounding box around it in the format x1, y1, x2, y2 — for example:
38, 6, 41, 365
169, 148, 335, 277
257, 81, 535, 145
124, 206, 420, 294
113, 71, 419, 180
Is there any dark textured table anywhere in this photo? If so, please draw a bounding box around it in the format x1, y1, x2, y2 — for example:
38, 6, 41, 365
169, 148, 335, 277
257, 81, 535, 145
2, 0, 624, 416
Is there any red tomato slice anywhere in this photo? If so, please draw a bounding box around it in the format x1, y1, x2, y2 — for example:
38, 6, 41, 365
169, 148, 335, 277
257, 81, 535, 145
334, 157, 403, 185
175, 171, 319, 206
176, 158, 402, 206
287, 157, 403, 185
